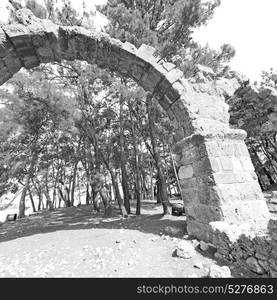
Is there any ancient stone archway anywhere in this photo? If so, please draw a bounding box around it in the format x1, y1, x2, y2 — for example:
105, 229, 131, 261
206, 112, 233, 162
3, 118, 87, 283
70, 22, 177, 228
0, 9, 270, 242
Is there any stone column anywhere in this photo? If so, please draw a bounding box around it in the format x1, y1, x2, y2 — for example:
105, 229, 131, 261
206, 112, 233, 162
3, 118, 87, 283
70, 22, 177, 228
176, 129, 270, 241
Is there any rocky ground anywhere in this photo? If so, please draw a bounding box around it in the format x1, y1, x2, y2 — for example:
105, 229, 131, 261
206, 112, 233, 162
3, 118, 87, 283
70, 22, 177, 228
0, 200, 258, 278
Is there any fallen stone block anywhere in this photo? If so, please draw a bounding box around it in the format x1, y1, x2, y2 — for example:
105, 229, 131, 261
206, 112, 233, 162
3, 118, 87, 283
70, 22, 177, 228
208, 265, 231, 278
175, 240, 196, 259
199, 241, 217, 253
246, 257, 265, 275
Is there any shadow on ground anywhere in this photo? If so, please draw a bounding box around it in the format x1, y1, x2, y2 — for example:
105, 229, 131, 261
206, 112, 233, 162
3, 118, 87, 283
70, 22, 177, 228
0, 201, 187, 244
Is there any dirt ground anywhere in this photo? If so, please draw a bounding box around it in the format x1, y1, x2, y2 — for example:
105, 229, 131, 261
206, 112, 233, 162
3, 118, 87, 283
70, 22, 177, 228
0, 200, 255, 278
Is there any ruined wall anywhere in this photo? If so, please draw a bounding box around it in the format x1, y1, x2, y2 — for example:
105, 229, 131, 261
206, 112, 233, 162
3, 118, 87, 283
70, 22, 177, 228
207, 218, 277, 277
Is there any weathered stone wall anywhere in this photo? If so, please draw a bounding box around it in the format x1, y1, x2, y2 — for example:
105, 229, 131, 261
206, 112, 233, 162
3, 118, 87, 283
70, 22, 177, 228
207, 218, 277, 277
0, 10, 274, 273
174, 129, 270, 242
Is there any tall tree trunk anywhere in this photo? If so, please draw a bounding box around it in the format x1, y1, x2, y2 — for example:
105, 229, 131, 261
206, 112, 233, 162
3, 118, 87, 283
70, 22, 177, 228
52, 188, 57, 208
119, 96, 131, 214
89, 144, 102, 212
52, 164, 60, 208
77, 171, 81, 206
170, 149, 182, 199
91, 184, 100, 212
150, 160, 155, 201
58, 186, 67, 207
18, 150, 37, 218
44, 190, 54, 211
99, 187, 112, 217
86, 183, 90, 205
58, 170, 69, 207
70, 161, 78, 207
128, 102, 142, 215
28, 187, 36, 213
146, 94, 171, 214
70, 137, 82, 206
250, 146, 276, 189
140, 161, 148, 200
109, 168, 128, 218
58, 195, 62, 208
44, 167, 54, 211
32, 179, 43, 211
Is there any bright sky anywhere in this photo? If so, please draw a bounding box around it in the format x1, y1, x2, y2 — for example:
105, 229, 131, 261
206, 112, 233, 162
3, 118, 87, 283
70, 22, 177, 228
193, 0, 277, 82
1, 0, 277, 82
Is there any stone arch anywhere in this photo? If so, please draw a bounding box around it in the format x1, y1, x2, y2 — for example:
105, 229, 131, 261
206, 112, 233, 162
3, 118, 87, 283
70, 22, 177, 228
0, 9, 270, 241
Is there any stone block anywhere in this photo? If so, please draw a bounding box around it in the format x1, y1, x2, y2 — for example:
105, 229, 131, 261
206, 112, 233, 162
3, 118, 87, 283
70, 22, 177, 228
156, 77, 172, 96
258, 259, 270, 272
179, 177, 197, 189
158, 94, 171, 111
186, 204, 223, 224
214, 252, 228, 262
165, 107, 175, 121
181, 187, 200, 205
0, 28, 13, 58
41, 21, 60, 60
221, 142, 235, 156
246, 257, 265, 275
268, 219, 277, 233
29, 22, 56, 63
181, 146, 200, 164
220, 157, 234, 171
36, 46, 54, 63
230, 156, 243, 171
2, 24, 30, 48
204, 141, 249, 159
3, 24, 39, 69
213, 182, 264, 204
197, 104, 229, 124
208, 265, 231, 278
205, 141, 221, 157
181, 182, 221, 206
140, 67, 162, 93
175, 240, 196, 259
164, 87, 181, 105
212, 172, 256, 184
234, 142, 250, 157
220, 199, 270, 226
0, 65, 12, 85
137, 43, 158, 64
254, 243, 272, 259
268, 258, 277, 271
178, 164, 194, 179
240, 156, 254, 171
194, 118, 229, 134
2, 51, 22, 74
269, 269, 277, 278
186, 220, 213, 242
172, 80, 188, 97
171, 102, 191, 124
162, 61, 176, 72
166, 68, 184, 84
122, 41, 137, 53
173, 126, 185, 142
255, 252, 269, 261
210, 221, 253, 243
